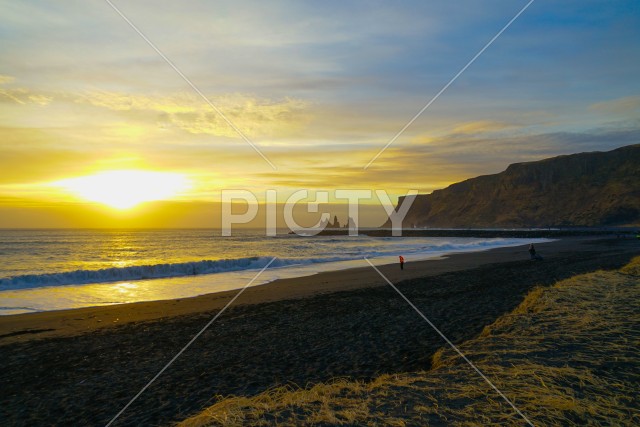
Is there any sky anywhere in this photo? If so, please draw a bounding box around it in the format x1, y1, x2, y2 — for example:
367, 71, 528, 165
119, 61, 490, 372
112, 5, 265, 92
1, 0, 639, 227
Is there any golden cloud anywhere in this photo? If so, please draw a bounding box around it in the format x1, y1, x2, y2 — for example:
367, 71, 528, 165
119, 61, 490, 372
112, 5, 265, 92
78, 90, 310, 138
451, 120, 513, 135
0, 87, 53, 105
1, 84, 310, 138
0, 75, 15, 84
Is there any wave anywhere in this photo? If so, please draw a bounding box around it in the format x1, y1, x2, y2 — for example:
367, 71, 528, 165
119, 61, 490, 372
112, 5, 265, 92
0, 238, 538, 291
0, 257, 308, 291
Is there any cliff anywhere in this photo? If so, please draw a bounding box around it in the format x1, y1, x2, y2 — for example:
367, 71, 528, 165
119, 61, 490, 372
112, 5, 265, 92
393, 144, 640, 228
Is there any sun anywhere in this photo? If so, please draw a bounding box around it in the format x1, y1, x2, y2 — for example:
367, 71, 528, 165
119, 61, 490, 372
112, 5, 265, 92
55, 170, 190, 209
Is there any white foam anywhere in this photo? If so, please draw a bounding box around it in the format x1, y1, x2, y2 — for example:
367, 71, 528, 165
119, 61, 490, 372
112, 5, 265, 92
0, 238, 550, 314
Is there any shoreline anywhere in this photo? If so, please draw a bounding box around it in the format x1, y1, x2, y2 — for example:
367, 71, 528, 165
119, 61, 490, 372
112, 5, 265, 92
0, 236, 629, 344
1, 237, 638, 426
0, 236, 549, 315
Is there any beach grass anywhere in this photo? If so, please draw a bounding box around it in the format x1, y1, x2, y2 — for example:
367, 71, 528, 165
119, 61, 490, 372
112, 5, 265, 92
179, 257, 640, 426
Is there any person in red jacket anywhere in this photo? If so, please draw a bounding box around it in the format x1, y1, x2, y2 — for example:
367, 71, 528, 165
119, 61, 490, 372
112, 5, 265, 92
399, 255, 405, 270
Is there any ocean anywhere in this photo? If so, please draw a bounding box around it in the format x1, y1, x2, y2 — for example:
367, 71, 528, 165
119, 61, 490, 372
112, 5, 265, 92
0, 229, 548, 315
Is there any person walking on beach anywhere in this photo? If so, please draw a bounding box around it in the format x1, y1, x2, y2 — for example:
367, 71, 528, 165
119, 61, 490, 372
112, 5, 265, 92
529, 244, 543, 261
399, 255, 405, 270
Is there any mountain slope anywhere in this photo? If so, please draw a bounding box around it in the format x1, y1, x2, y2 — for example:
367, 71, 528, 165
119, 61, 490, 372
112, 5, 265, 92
395, 144, 640, 228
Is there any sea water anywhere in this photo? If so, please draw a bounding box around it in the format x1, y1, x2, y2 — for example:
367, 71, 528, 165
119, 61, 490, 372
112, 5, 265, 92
0, 229, 549, 314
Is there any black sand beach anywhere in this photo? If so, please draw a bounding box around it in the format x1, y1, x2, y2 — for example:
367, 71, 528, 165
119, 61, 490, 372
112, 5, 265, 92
1, 238, 638, 426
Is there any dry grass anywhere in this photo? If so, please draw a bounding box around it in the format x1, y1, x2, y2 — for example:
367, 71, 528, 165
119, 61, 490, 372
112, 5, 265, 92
179, 257, 640, 426
620, 255, 640, 276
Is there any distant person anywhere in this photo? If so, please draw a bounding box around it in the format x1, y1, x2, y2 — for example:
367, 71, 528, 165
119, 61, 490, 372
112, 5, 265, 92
528, 244, 543, 261
399, 255, 405, 270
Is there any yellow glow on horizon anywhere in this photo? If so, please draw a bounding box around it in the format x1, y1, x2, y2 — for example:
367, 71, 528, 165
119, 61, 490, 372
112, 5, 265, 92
54, 170, 190, 209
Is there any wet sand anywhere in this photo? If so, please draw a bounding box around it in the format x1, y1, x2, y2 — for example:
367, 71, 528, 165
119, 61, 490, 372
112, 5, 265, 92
0, 237, 638, 426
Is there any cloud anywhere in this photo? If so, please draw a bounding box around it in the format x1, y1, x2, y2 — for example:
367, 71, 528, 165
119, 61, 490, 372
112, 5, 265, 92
0, 87, 53, 105
162, 98, 310, 138
77, 91, 311, 139
589, 96, 640, 115
0, 85, 311, 138
450, 120, 515, 135
0, 75, 15, 84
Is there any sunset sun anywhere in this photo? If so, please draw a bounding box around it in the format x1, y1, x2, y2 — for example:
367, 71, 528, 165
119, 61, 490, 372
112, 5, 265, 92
55, 170, 190, 209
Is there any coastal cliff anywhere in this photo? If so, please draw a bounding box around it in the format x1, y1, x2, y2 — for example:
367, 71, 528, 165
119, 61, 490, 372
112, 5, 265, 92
392, 144, 640, 228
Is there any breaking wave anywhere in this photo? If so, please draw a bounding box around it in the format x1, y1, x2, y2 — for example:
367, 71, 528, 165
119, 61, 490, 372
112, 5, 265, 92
0, 238, 540, 291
